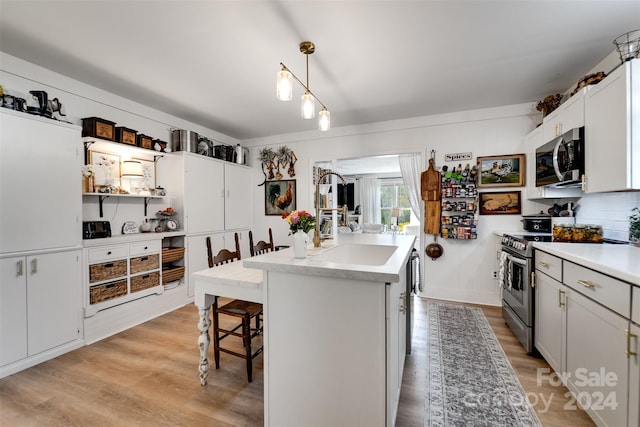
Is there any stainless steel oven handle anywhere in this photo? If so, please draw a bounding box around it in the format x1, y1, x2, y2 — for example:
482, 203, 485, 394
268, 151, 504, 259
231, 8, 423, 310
506, 253, 527, 266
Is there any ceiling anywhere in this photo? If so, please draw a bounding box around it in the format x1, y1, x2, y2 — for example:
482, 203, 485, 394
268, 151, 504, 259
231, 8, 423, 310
1, 1, 638, 140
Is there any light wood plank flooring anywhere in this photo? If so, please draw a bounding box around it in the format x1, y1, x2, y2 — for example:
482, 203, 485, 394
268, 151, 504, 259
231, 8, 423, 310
1, 297, 594, 426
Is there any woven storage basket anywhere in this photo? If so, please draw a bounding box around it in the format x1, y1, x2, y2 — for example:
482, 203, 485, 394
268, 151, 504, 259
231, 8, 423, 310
162, 247, 185, 264
89, 259, 127, 283
130, 254, 159, 274
162, 266, 185, 284
90, 280, 127, 304
131, 271, 160, 293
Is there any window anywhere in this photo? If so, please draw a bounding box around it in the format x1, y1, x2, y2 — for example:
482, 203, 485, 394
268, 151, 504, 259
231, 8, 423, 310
380, 179, 413, 226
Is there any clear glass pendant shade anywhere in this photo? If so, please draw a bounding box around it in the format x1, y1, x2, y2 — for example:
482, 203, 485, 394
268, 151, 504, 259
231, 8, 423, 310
301, 92, 315, 119
276, 69, 293, 101
319, 109, 330, 131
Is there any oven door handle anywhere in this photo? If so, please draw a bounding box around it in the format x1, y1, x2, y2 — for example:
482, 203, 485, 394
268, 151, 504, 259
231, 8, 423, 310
505, 253, 527, 267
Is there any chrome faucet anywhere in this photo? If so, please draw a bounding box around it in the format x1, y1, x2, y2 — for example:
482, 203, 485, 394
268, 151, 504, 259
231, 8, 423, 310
313, 170, 347, 247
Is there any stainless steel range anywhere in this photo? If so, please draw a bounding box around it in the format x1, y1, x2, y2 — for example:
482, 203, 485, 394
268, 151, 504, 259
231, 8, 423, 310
500, 233, 551, 354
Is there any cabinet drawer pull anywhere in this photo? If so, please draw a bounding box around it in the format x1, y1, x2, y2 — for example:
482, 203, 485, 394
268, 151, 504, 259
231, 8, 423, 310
558, 289, 565, 307
140, 256, 148, 261
31, 258, 38, 274
142, 274, 150, 279
577, 280, 595, 288
538, 261, 549, 269
104, 263, 114, 268
626, 329, 638, 358
17, 259, 24, 276
399, 292, 406, 314
144, 246, 148, 250
107, 251, 112, 255
530, 271, 536, 288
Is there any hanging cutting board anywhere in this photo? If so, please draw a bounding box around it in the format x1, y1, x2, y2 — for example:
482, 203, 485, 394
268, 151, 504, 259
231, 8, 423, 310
421, 157, 441, 234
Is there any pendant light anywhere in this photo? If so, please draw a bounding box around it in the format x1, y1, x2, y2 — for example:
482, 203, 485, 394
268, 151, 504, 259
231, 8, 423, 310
277, 41, 330, 131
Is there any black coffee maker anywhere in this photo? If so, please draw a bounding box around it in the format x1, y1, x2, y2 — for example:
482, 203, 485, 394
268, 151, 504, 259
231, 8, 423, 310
28, 90, 50, 117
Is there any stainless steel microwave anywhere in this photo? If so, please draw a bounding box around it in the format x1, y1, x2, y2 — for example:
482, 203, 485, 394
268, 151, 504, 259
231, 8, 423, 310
535, 127, 585, 188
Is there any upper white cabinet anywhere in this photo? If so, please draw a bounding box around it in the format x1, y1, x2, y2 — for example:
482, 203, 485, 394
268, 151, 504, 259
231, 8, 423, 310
224, 163, 252, 230
542, 88, 587, 143
0, 110, 82, 253
525, 126, 545, 199
584, 59, 639, 193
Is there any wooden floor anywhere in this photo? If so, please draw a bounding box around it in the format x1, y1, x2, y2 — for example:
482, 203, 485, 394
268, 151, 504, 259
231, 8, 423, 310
0, 297, 594, 426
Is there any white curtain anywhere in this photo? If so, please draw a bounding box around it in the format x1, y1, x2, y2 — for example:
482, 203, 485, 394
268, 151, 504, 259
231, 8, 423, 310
398, 153, 422, 221
359, 177, 380, 224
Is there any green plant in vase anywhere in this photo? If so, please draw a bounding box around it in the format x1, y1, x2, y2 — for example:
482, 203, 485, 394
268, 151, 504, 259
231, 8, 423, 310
630, 207, 640, 246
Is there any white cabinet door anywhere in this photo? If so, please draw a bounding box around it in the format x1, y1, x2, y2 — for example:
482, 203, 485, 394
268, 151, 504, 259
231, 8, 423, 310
224, 229, 250, 260
0, 111, 81, 253
542, 89, 586, 143
0, 257, 28, 366
184, 155, 224, 234
534, 271, 565, 374
584, 60, 639, 193
525, 127, 545, 199
565, 288, 629, 427
185, 233, 225, 298
386, 266, 407, 426
224, 164, 252, 230
629, 322, 639, 427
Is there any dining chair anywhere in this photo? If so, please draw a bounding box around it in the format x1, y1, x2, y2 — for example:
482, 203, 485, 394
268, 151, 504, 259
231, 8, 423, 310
206, 233, 263, 382
249, 228, 275, 256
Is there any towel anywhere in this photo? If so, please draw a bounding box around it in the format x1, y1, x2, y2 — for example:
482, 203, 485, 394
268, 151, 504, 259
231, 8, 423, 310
498, 251, 511, 290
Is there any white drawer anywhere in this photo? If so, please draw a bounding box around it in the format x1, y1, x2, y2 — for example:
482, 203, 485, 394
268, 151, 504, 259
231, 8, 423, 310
564, 261, 631, 318
633, 287, 640, 325
534, 250, 562, 282
88, 245, 128, 263
130, 240, 161, 257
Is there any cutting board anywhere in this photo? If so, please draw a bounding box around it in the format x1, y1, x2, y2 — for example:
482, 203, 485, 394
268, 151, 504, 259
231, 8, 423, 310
422, 158, 441, 234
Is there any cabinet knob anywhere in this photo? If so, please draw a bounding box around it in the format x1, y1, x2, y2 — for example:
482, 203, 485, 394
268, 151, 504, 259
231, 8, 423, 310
107, 251, 112, 255
144, 246, 148, 250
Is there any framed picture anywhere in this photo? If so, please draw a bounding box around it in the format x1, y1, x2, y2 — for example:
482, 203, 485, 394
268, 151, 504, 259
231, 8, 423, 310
89, 150, 121, 189
265, 180, 297, 216
477, 154, 525, 188
133, 158, 156, 193
479, 191, 522, 215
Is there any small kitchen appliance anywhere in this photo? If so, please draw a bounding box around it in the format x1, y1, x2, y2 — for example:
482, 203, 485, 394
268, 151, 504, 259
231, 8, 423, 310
521, 212, 552, 233
83, 221, 112, 239
535, 127, 585, 188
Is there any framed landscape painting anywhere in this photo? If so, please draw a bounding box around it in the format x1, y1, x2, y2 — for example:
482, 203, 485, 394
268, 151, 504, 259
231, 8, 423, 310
477, 154, 525, 188
265, 180, 297, 216
479, 191, 522, 215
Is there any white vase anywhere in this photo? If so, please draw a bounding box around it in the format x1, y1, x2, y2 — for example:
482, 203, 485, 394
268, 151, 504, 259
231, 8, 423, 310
292, 232, 308, 259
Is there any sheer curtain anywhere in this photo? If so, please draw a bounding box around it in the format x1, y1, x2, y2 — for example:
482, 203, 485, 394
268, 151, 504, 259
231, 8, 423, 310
359, 177, 381, 224
398, 153, 422, 221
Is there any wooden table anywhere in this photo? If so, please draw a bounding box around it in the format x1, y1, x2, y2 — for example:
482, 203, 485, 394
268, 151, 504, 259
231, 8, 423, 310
192, 261, 263, 385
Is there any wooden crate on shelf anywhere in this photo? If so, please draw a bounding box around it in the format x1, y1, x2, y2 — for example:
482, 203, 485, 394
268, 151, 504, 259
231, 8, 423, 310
162, 266, 185, 285
162, 247, 185, 264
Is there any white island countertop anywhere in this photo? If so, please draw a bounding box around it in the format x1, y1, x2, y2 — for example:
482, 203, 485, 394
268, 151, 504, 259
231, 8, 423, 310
243, 233, 416, 283
533, 242, 640, 286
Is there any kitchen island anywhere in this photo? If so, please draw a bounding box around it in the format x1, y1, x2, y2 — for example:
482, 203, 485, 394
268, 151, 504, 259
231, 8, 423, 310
243, 233, 415, 427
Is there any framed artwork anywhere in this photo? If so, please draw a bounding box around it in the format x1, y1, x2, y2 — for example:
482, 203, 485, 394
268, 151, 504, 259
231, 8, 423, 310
133, 158, 156, 193
265, 180, 296, 216
89, 150, 121, 189
477, 154, 525, 188
479, 191, 522, 215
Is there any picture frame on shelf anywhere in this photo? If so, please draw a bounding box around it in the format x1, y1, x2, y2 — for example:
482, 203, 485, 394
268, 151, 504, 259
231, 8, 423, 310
89, 150, 121, 190
477, 154, 525, 188
133, 158, 156, 194
265, 179, 296, 216
479, 191, 522, 215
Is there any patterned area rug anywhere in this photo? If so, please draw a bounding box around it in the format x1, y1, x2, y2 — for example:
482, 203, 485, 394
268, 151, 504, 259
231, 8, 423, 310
425, 302, 542, 427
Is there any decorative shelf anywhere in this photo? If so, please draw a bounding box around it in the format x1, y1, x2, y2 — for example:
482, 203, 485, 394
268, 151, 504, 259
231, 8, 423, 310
83, 193, 165, 217
82, 137, 167, 164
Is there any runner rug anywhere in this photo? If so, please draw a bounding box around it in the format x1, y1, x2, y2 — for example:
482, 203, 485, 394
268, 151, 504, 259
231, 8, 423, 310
425, 301, 542, 427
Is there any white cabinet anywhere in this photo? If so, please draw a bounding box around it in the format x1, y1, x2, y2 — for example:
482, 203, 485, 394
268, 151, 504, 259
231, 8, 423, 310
386, 270, 407, 426
0, 110, 81, 253
184, 154, 225, 234
525, 126, 545, 199
534, 269, 565, 374
1, 250, 81, 367
542, 88, 587, 143
224, 164, 252, 230
584, 59, 639, 193
629, 321, 639, 427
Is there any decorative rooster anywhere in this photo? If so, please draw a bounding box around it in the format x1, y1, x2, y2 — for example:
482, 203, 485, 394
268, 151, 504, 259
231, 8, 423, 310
490, 162, 512, 182
268, 181, 294, 211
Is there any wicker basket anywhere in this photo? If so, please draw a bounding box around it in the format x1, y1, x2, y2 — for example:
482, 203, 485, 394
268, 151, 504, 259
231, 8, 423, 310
89, 259, 127, 283
131, 271, 160, 293
130, 254, 159, 274
162, 266, 185, 284
90, 280, 127, 304
162, 247, 185, 264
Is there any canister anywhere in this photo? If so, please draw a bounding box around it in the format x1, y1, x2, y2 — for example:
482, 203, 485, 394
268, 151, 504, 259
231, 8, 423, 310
170, 129, 199, 152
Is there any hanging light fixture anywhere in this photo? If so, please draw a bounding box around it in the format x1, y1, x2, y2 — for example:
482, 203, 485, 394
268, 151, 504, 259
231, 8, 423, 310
277, 41, 330, 131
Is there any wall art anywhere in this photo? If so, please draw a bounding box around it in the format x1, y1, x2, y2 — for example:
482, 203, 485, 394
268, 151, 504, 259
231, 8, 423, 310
477, 154, 525, 188
265, 179, 296, 216
89, 150, 121, 190
479, 191, 522, 215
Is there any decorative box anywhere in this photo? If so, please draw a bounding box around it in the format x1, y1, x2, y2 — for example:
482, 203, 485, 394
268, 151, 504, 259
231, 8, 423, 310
82, 117, 116, 141
153, 139, 168, 152
115, 126, 137, 146
137, 134, 153, 149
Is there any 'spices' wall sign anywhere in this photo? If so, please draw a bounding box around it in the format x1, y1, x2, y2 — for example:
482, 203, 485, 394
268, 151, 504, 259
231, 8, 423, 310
444, 152, 472, 162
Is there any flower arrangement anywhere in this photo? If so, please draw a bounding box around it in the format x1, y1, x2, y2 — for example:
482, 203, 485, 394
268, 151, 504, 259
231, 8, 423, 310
282, 209, 316, 235
630, 207, 640, 246
81, 165, 95, 178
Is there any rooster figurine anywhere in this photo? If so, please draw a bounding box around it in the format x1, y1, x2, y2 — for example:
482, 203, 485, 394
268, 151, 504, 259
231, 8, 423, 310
268, 181, 294, 211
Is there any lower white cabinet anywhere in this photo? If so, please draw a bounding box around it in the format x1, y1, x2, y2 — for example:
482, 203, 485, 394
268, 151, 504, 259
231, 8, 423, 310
1, 250, 81, 367
534, 249, 638, 427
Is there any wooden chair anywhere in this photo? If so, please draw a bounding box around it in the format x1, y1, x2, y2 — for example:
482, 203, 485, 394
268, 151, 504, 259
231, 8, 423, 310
206, 233, 263, 382
249, 228, 275, 256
